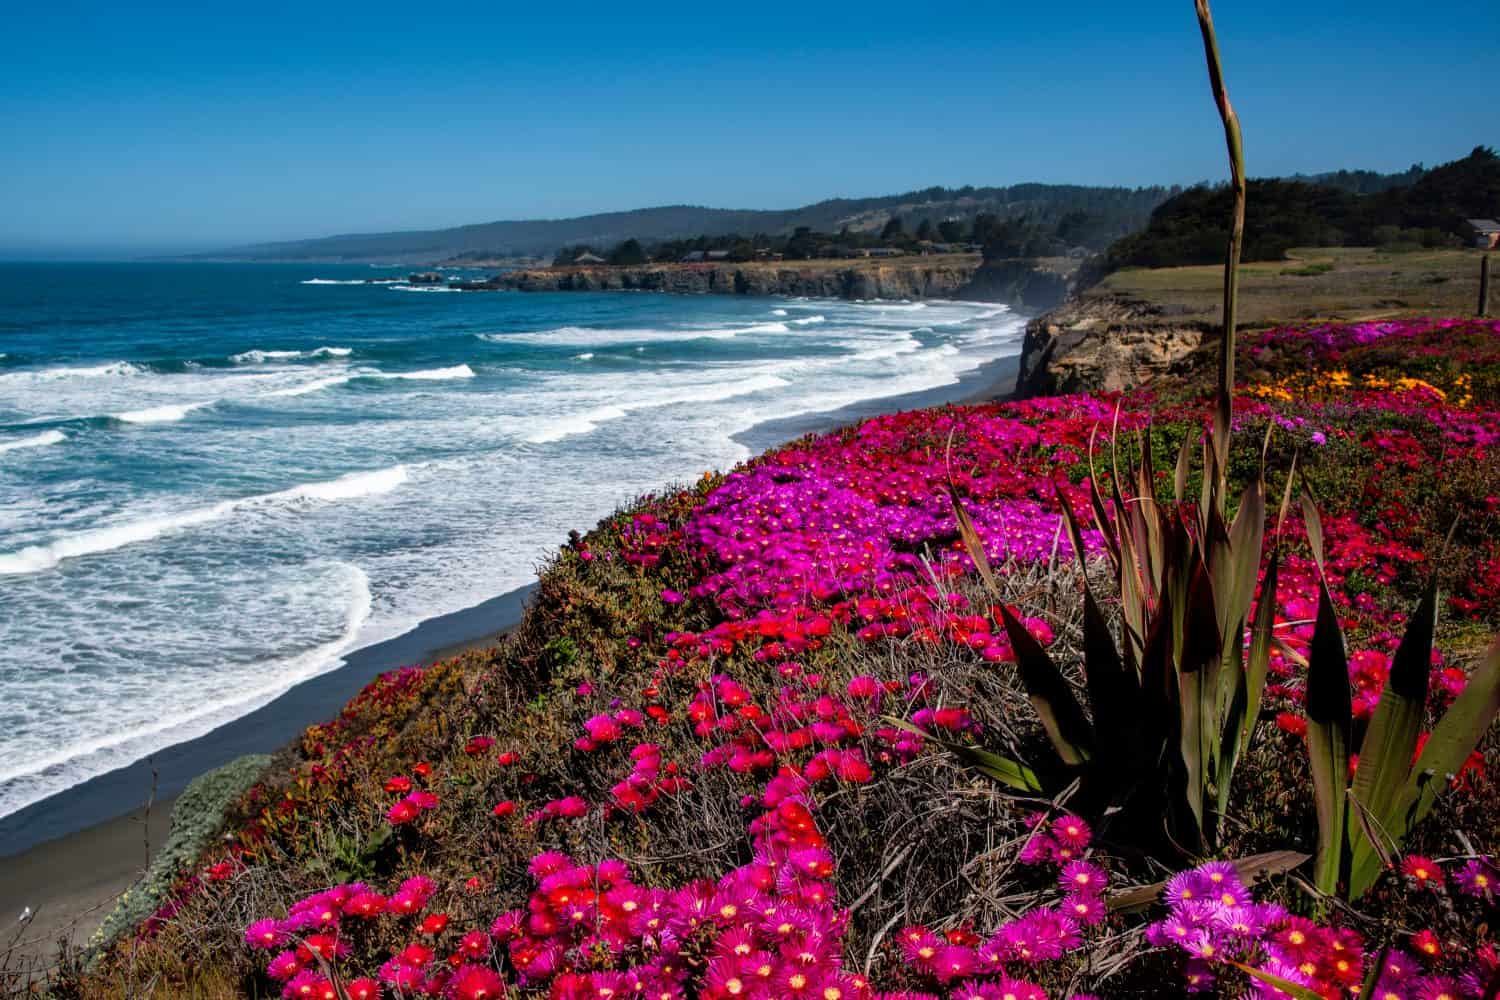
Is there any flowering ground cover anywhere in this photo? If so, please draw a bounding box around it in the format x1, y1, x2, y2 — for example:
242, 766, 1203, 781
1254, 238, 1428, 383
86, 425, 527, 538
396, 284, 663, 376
51, 317, 1500, 999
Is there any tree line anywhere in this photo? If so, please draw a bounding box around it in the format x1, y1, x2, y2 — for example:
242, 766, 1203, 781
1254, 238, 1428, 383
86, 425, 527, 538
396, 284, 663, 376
551, 207, 1150, 267
1103, 147, 1498, 270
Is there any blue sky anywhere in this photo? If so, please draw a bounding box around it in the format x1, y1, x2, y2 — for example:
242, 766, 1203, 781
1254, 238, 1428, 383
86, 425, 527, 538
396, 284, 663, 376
2, 1, 1494, 254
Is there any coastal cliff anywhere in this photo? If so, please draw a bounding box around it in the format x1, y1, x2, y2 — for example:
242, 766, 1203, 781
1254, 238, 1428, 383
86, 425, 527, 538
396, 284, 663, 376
1015, 293, 1216, 396
475, 254, 1079, 307
490, 257, 979, 300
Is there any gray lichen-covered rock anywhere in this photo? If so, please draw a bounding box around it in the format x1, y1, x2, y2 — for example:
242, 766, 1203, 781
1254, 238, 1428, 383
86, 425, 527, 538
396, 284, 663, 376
1016, 295, 1215, 396
90, 754, 270, 958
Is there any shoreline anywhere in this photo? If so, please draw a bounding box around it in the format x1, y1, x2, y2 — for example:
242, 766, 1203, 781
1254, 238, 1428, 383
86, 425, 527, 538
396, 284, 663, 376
0, 583, 536, 860
0, 335, 1022, 963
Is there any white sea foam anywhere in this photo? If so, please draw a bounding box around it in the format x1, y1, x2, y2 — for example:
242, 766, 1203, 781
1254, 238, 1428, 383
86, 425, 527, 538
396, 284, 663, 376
265, 374, 355, 397
301, 278, 370, 285
115, 401, 212, 424
0, 465, 408, 576
574, 353, 595, 361
262, 364, 473, 398
379, 364, 475, 380
790, 315, 826, 326
0, 564, 374, 817
849, 332, 924, 361
527, 373, 789, 443
482, 325, 740, 347
232, 346, 352, 364
0, 430, 65, 454
0, 361, 143, 383
528, 405, 629, 443
389, 283, 460, 293
272, 465, 409, 502
771, 308, 788, 316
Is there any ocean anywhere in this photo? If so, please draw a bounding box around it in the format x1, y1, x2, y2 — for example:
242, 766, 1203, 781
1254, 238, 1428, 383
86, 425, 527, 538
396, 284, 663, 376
0, 261, 1026, 824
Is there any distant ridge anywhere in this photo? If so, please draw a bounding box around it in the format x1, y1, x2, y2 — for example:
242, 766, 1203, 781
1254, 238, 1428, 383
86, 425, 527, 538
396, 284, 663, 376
190, 185, 1177, 264
193, 163, 1433, 265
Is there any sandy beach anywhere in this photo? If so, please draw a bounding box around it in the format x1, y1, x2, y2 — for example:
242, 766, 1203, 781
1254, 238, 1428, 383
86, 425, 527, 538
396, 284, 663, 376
0, 347, 1021, 968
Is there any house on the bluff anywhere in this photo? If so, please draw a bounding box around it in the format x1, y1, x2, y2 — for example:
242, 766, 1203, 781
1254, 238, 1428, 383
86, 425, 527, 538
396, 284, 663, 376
1466, 219, 1500, 250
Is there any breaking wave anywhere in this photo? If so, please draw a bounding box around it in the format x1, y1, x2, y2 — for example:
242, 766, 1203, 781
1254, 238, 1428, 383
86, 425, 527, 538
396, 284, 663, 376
115, 401, 213, 424
0, 430, 65, 454
231, 346, 352, 364
0, 465, 409, 576
527, 373, 790, 444
0, 361, 143, 382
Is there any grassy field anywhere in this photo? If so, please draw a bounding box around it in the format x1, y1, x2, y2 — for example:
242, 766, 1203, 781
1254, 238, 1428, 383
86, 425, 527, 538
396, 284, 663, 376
1093, 246, 1493, 325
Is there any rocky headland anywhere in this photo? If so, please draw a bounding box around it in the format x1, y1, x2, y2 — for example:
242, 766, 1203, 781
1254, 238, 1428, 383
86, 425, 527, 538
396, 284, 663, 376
462, 254, 1080, 310
1014, 293, 1215, 397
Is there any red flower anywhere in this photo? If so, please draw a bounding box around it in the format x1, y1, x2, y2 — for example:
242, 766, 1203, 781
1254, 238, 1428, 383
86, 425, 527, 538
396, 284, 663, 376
420, 913, 450, 935
450, 964, 506, 1000
345, 978, 380, 1000
1411, 928, 1442, 959
1276, 712, 1308, 737
492, 800, 516, 818
386, 799, 420, 825
1400, 855, 1445, 889
464, 736, 495, 756
383, 775, 413, 794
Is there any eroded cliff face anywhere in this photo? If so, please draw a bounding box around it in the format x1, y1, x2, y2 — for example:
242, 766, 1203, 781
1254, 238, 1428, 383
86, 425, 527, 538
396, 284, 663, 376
481, 256, 1086, 305
491, 262, 986, 300
1015, 295, 1216, 397
961, 259, 1075, 311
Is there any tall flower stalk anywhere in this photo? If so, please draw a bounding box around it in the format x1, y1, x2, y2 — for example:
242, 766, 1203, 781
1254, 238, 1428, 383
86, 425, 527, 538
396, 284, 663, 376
1194, 0, 1246, 489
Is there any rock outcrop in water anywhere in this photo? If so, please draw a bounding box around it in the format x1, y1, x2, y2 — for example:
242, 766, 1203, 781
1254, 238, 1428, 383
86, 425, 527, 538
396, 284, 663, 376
1015, 294, 1215, 396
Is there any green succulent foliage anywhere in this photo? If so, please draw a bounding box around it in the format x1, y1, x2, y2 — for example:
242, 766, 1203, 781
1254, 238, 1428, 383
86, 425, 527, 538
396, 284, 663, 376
922, 424, 1287, 854
321, 823, 395, 884
1300, 498, 1500, 902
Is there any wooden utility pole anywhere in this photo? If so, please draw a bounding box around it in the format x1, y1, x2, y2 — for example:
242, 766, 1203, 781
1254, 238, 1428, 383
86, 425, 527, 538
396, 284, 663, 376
1481, 253, 1492, 318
